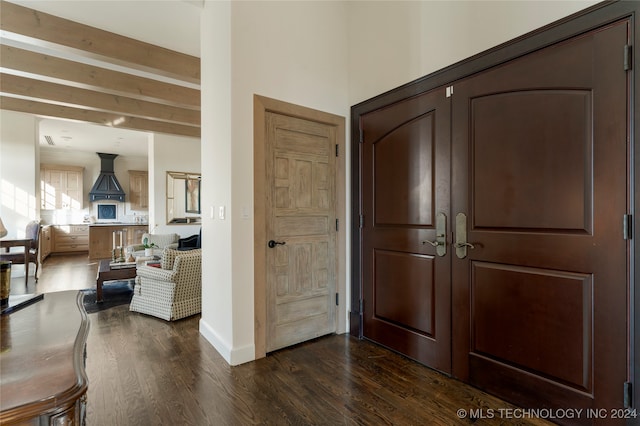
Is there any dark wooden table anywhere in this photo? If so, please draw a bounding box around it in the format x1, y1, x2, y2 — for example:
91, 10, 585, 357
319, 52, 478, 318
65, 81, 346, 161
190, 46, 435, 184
0, 238, 31, 284
0, 291, 89, 424
96, 259, 137, 302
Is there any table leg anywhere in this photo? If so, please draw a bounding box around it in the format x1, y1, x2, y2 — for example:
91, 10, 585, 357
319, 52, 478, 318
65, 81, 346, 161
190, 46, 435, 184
96, 276, 104, 303
24, 249, 29, 285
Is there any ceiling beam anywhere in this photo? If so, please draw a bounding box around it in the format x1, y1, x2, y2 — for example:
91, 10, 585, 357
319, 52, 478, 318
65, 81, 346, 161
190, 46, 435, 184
1, 96, 200, 138
1, 45, 200, 108
0, 0, 200, 83
1, 73, 200, 126
0, 1, 201, 138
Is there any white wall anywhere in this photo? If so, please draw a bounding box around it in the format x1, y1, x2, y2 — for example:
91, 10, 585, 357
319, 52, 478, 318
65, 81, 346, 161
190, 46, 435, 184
199, 0, 234, 363
347, 0, 599, 105
149, 133, 201, 237
0, 110, 38, 277
199, 0, 350, 365
0, 111, 38, 237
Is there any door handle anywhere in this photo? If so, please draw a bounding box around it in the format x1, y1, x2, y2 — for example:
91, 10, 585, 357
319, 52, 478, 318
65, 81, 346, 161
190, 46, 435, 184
422, 212, 447, 257
453, 242, 475, 249
454, 213, 475, 259
268, 240, 286, 248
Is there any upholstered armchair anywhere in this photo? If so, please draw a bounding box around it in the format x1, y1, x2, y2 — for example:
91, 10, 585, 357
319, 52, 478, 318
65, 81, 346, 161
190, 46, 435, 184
128, 232, 180, 258
129, 248, 201, 321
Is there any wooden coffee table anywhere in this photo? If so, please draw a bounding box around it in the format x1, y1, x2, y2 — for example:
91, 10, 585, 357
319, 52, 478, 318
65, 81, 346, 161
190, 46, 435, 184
96, 259, 137, 303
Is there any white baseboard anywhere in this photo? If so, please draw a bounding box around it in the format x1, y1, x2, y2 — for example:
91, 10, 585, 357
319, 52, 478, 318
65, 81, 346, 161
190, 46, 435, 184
199, 318, 255, 366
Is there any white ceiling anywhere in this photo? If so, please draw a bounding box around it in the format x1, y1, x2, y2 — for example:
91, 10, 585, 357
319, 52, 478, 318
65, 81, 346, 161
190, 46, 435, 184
6, 0, 201, 158
38, 118, 150, 157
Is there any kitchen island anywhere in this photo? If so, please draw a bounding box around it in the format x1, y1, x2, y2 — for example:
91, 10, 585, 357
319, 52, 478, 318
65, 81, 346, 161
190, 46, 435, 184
88, 224, 148, 260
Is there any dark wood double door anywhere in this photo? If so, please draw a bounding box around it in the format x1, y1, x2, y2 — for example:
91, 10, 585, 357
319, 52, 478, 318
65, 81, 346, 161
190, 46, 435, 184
359, 19, 629, 419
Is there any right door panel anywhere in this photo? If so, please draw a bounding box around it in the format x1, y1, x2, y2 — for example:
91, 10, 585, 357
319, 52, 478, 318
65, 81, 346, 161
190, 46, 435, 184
452, 19, 629, 417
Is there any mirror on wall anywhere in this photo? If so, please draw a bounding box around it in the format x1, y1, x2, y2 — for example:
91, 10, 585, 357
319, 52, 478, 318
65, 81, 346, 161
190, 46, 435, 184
166, 171, 201, 224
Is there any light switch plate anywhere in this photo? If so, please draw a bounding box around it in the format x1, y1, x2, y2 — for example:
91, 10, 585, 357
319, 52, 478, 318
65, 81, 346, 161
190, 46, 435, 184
241, 206, 250, 219
219, 206, 225, 220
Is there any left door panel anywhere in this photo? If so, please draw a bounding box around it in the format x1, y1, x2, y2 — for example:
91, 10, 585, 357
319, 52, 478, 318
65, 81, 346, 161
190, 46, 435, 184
361, 88, 452, 373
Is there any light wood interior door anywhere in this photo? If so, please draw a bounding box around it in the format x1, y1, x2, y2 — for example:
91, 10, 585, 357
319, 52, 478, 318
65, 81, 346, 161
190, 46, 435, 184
265, 111, 337, 352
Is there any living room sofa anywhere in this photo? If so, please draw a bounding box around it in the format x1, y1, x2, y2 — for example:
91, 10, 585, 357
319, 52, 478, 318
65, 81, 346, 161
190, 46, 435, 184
128, 233, 180, 258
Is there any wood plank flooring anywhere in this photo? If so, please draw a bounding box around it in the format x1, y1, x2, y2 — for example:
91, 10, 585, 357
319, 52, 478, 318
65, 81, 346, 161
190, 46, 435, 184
9, 254, 553, 425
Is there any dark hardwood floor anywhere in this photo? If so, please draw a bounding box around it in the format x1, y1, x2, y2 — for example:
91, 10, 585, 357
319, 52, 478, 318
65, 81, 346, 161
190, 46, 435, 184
8, 254, 552, 425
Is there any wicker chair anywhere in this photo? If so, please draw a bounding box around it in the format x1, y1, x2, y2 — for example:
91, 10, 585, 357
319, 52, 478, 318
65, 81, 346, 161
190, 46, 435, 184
130, 248, 201, 321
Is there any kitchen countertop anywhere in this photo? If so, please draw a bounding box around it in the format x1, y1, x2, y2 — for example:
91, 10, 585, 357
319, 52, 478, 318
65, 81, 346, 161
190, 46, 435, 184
45, 223, 147, 227
88, 223, 148, 227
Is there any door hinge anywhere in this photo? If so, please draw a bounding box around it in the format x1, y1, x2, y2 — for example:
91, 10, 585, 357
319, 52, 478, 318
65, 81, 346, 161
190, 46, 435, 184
624, 381, 632, 408
359, 299, 364, 313
624, 45, 633, 71
446, 85, 454, 98
335, 144, 339, 157
624, 214, 632, 240
335, 293, 339, 306
359, 214, 364, 229
335, 218, 339, 232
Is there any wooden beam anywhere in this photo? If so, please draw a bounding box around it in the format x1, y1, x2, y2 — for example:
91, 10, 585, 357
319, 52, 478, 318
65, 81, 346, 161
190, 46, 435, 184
1, 45, 200, 108
1, 73, 200, 126
0, 0, 200, 83
0, 1, 202, 139
1, 96, 200, 138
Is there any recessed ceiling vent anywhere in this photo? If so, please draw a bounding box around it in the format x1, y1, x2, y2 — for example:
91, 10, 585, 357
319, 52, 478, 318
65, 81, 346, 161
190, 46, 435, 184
89, 153, 126, 202
44, 135, 55, 145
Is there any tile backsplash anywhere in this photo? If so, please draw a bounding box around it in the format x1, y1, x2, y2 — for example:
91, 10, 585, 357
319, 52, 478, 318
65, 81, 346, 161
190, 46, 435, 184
40, 207, 148, 225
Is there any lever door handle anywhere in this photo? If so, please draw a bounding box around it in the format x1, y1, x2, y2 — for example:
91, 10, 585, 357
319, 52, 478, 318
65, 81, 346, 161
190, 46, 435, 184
454, 213, 475, 258
268, 240, 286, 248
422, 212, 447, 257
453, 242, 475, 249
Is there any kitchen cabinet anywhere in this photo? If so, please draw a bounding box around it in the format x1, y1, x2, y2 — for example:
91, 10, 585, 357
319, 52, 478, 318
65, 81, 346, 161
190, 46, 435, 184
128, 170, 148, 210
89, 225, 148, 260
40, 164, 84, 210
52, 225, 89, 253
127, 225, 147, 247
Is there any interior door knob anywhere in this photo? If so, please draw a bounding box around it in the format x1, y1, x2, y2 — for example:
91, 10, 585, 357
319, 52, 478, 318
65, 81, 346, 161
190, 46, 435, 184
268, 240, 286, 248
